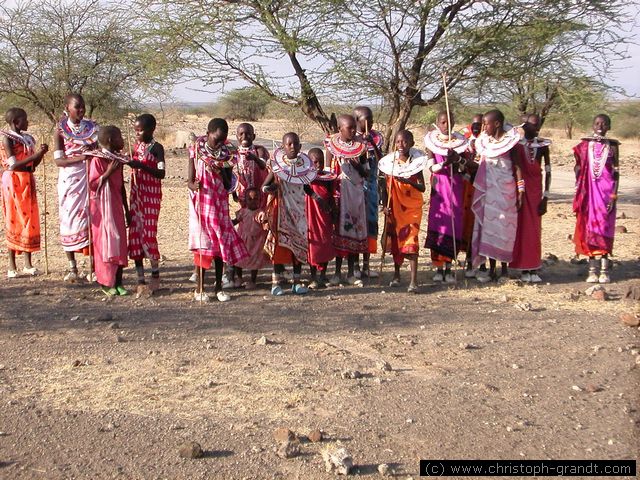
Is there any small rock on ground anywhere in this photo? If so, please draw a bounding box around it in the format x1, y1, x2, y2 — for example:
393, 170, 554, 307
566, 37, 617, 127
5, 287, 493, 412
322, 446, 353, 475
620, 313, 640, 327
178, 441, 203, 459
276, 440, 299, 459
273, 428, 295, 443
308, 429, 323, 443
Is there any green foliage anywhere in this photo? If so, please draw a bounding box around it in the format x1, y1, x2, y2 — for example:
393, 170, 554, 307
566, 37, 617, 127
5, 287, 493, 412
215, 88, 272, 122
0, 0, 177, 123
610, 102, 640, 139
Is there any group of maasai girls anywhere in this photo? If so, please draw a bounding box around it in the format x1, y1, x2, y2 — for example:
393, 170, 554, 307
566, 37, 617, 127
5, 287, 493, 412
1, 96, 622, 299
2, 94, 165, 296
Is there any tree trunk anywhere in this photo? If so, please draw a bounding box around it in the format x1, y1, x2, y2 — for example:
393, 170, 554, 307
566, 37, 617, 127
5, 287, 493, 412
565, 120, 573, 140
383, 100, 414, 155
287, 51, 336, 135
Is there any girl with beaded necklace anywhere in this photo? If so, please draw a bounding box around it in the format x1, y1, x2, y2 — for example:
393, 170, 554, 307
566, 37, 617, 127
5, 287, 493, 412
53, 93, 98, 282
572, 114, 620, 284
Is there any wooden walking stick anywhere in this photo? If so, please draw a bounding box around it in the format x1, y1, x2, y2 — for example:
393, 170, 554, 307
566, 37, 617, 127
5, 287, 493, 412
189, 133, 204, 305
378, 148, 395, 284
37, 126, 50, 275
442, 71, 459, 284
85, 156, 94, 282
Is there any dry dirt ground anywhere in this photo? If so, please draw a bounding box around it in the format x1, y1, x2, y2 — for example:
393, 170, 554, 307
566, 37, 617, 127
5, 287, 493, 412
0, 119, 639, 479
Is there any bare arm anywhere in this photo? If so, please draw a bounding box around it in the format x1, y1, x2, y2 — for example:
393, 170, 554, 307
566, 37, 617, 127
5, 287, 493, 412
608, 143, 620, 213
130, 143, 166, 179
396, 171, 426, 193
187, 153, 199, 191
511, 146, 524, 210
53, 133, 86, 167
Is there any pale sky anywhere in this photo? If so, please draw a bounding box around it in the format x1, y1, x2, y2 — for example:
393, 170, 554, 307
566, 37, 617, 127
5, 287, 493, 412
173, 19, 640, 104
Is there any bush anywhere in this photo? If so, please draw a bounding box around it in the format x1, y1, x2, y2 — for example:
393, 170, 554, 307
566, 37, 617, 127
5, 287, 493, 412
215, 87, 272, 121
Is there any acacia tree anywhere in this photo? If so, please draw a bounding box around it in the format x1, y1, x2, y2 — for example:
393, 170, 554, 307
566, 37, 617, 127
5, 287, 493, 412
143, 0, 633, 147
474, 0, 633, 125
0, 0, 175, 123
143, 0, 341, 133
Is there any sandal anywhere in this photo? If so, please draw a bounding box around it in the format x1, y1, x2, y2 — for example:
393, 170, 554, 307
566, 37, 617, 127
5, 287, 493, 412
22, 266, 38, 276
271, 285, 284, 296
389, 279, 400, 288
101, 286, 118, 297
116, 285, 130, 296
407, 284, 419, 294
291, 284, 309, 295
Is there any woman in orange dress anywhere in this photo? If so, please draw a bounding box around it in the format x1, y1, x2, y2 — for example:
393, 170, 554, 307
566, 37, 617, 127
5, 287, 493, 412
379, 130, 426, 293
1, 108, 48, 278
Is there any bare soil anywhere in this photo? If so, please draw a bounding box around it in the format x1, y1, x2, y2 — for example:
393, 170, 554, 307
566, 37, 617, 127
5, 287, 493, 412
1, 119, 639, 479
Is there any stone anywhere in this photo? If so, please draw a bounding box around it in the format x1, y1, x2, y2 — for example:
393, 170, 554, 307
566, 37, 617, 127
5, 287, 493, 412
378, 463, 390, 476
341, 369, 362, 379
276, 440, 300, 459
69, 315, 80, 322
515, 302, 532, 312
322, 446, 353, 475
376, 360, 392, 372
620, 313, 640, 327
624, 284, 640, 301
308, 429, 323, 443
585, 384, 603, 393
178, 441, 203, 459
460, 342, 481, 350
543, 253, 558, 265
273, 428, 295, 443
97, 312, 113, 322
591, 290, 608, 301
585, 285, 604, 295
571, 385, 583, 392
256, 335, 272, 346
565, 234, 573, 240
617, 212, 627, 219
109, 322, 120, 330
615, 225, 628, 234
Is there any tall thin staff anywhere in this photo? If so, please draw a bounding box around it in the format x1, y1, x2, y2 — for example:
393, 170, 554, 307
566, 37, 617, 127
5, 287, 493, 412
442, 71, 459, 284
378, 148, 395, 284
190, 134, 204, 305
38, 125, 50, 275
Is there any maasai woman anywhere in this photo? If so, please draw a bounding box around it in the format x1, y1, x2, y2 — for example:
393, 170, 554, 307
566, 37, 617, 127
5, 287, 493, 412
510, 114, 551, 283
88, 126, 129, 296
325, 114, 368, 286
423, 112, 468, 284
354, 106, 383, 278
472, 109, 524, 282
188, 118, 248, 302
128, 113, 165, 294
53, 94, 98, 282
306, 147, 337, 289
235, 123, 269, 208
233, 187, 270, 289
573, 114, 619, 284
1, 108, 48, 277
260, 132, 316, 296
461, 114, 483, 278
379, 130, 427, 293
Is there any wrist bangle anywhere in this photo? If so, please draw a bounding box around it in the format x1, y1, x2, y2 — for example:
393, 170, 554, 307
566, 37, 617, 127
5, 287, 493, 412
610, 193, 618, 200
53, 150, 64, 160
544, 164, 551, 173
516, 179, 525, 193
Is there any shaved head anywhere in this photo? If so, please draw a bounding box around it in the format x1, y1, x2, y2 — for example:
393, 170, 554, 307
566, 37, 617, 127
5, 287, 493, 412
337, 114, 356, 128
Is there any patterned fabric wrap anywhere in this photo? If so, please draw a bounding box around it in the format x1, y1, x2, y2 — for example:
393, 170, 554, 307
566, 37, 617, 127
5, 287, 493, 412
572, 139, 616, 255
128, 141, 162, 260
188, 146, 248, 265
